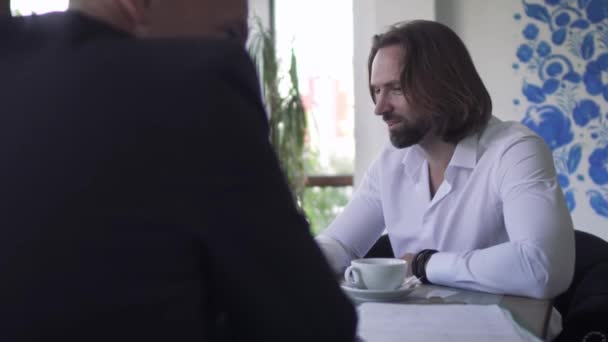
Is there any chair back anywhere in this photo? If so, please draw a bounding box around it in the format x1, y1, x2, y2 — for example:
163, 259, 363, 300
554, 230, 608, 341
554, 230, 608, 315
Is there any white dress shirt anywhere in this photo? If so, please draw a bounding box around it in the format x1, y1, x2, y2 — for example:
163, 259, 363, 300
318, 117, 575, 299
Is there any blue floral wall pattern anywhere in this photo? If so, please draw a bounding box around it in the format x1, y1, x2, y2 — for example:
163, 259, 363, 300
514, 0, 608, 220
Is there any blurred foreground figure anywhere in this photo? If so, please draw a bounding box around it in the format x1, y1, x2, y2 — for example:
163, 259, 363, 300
0, 1, 357, 341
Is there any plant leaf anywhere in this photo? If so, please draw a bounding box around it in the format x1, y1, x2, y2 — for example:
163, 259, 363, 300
523, 83, 546, 103
581, 32, 595, 60
570, 19, 590, 29
563, 72, 582, 83
552, 28, 567, 45
524, 2, 551, 23
588, 190, 608, 218
568, 144, 582, 174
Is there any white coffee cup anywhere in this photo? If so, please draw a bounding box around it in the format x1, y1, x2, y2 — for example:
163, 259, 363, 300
344, 258, 407, 290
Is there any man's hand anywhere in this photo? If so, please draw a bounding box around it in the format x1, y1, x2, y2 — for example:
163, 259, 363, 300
400, 253, 415, 277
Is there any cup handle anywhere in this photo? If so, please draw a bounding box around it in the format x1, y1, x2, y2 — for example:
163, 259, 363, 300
344, 266, 363, 288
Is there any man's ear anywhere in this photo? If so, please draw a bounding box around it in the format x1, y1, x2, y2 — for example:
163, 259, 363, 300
116, 0, 150, 33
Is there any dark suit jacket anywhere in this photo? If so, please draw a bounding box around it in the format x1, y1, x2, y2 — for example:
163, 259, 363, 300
0, 11, 356, 342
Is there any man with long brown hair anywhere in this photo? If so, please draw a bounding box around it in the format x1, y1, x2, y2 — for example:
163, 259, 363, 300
318, 20, 574, 304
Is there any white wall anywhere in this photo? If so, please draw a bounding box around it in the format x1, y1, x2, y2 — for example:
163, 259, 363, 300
435, 0, 522, 124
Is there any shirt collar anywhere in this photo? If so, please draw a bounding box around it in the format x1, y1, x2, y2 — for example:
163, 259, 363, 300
401, 145, 426, 181
401, 132, 479, 181
448, 132, 479, 170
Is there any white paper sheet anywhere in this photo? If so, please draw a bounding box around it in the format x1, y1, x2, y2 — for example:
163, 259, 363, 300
416, 287, 459, 298
406, 285, 502, 305
356, 303, 542, 342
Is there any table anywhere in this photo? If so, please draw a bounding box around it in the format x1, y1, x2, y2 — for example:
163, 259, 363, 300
351, 284, 552, 340
500, 290, 553, 340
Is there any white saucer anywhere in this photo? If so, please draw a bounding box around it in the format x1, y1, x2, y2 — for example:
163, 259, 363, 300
340, 283, 415, 302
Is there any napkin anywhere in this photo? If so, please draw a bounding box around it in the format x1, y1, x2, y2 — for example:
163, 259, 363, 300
356, 303, 542, 342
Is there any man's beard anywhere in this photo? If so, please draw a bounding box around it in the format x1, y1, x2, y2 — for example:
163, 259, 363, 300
383, 113, 431, 149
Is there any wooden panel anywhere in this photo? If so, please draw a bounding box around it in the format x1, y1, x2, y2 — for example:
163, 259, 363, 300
306, 175, 353, 187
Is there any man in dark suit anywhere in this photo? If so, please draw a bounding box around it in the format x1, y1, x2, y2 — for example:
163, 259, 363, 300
0, 1, 357, 341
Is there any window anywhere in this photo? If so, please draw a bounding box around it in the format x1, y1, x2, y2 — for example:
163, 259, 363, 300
11, 0, 67, 15
274, 0, 354, 234
275, 0, 354, 176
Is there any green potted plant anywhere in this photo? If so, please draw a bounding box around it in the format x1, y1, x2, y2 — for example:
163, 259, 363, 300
248, 19, 308, 203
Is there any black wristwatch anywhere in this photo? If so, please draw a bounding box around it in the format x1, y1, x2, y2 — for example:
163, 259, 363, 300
412, 249, 438, 284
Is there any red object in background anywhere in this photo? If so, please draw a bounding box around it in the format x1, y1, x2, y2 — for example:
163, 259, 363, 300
335, 80, 349, 138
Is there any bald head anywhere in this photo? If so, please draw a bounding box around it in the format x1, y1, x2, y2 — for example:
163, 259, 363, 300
70, 0, 248, 44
